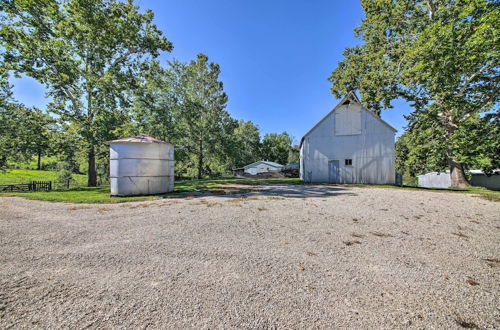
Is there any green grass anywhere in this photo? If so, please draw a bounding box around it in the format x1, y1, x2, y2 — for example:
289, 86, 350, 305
0, 186, 155, 203
1, 174, 498, 203
0, 169, 87, 187
0, 177, 302, 203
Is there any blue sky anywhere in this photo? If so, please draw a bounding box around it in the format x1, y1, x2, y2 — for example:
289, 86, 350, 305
10, 0, 413, 143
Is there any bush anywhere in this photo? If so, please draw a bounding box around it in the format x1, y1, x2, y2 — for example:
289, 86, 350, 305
56, 162, 75, 189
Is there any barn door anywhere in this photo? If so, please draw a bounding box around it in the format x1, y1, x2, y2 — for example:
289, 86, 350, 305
328, 160, 340, 183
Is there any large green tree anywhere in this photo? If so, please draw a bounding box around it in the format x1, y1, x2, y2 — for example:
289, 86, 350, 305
230, 120, 261, 168
260, 132, 293, 165
329, 0, 499, 187
0, 101, 56, 170
396, 110, 500, 178
132, 60, 180, 143
169, 54, 234, 179
1, 0, 172, 186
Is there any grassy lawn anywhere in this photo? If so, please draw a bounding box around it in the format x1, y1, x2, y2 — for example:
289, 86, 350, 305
0, 186, 155, 203
0, 169, 87, 187
0, 177, 302, 203
1, 173, 498, 203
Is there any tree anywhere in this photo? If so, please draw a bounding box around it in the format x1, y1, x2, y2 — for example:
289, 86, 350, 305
1, 0, 172, 186
23, 107, 55, 170
287, 145, 300, 164
131, 55, 240, 178
0, 98, 55, 169
170, 54, 233, 179
396, 109, 500, 179
329, 0, 499, 187
231, 120, 261, 168
261, 132, 292, 165
0, 73, 13, 169
132, 60, 180, 143
51, 124, 82, 174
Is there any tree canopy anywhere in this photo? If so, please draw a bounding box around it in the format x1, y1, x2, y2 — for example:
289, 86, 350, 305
261, 132, 293, 165
1, 0, 172, 185
329, 0, 499, 187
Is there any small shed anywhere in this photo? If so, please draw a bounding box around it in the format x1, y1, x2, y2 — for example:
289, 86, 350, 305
418, 170, 500, 191
109, 135, 174, 196
417, 171, 451, 189
243, 160, 284, 175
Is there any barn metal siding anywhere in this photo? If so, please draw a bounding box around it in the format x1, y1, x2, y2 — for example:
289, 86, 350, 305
300, 103, 395, 184
417, 172, 451, 189
418, 171, 500, 190
471, 174, 500, 191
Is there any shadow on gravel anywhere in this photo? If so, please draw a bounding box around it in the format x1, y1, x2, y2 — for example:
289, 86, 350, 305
168, 184, 356, 199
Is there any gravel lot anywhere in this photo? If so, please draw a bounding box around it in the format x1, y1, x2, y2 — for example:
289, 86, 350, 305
1, 185, 499, 329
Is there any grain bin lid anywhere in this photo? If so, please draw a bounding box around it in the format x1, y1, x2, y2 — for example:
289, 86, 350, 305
107, 135, 172, 145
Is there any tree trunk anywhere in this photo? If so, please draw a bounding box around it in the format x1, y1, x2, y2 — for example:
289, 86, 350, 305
197, 139, 203, 179
441, 109, 470, 188
87, 146, 97, 187
448, 159, 470, 188
37, 149, 41, 170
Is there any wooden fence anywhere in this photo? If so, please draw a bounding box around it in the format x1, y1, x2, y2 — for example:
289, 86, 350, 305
0, 181, 52, 192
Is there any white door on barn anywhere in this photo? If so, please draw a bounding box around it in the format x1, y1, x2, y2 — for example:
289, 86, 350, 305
328, 160, 340, 183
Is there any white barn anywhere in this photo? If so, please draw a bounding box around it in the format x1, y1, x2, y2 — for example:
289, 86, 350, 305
300, 92, 397, 184
244, 160, 283, 175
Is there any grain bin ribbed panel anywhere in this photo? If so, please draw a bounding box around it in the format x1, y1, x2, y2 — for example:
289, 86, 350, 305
108, 135, 174, 196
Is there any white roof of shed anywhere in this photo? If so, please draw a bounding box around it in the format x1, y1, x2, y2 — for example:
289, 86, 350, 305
243, 160, 284, 169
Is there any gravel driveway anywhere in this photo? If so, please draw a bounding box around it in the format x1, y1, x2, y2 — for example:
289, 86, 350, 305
1, 185, 499, 329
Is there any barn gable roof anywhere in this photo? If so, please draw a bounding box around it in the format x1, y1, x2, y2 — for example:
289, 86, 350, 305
300, 92, 397, 147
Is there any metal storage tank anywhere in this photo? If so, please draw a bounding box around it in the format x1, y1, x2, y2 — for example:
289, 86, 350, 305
109, 135, 174, 196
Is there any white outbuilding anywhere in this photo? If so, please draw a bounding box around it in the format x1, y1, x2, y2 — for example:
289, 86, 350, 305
243, 160, 284, 175
300, 92, 397, 184
109, 135, 174, 196
418, 170, 500, 190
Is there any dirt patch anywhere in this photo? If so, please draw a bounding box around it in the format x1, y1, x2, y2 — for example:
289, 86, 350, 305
370, 231, 393, 238
228, 196, 258, 204
68, 205, 92, 211
452, 232, 469, 239
483, 258, 500, 268
343, 240, 362, 246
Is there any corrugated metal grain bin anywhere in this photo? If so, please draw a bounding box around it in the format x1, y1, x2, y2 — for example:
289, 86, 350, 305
109, 135, 174, 196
